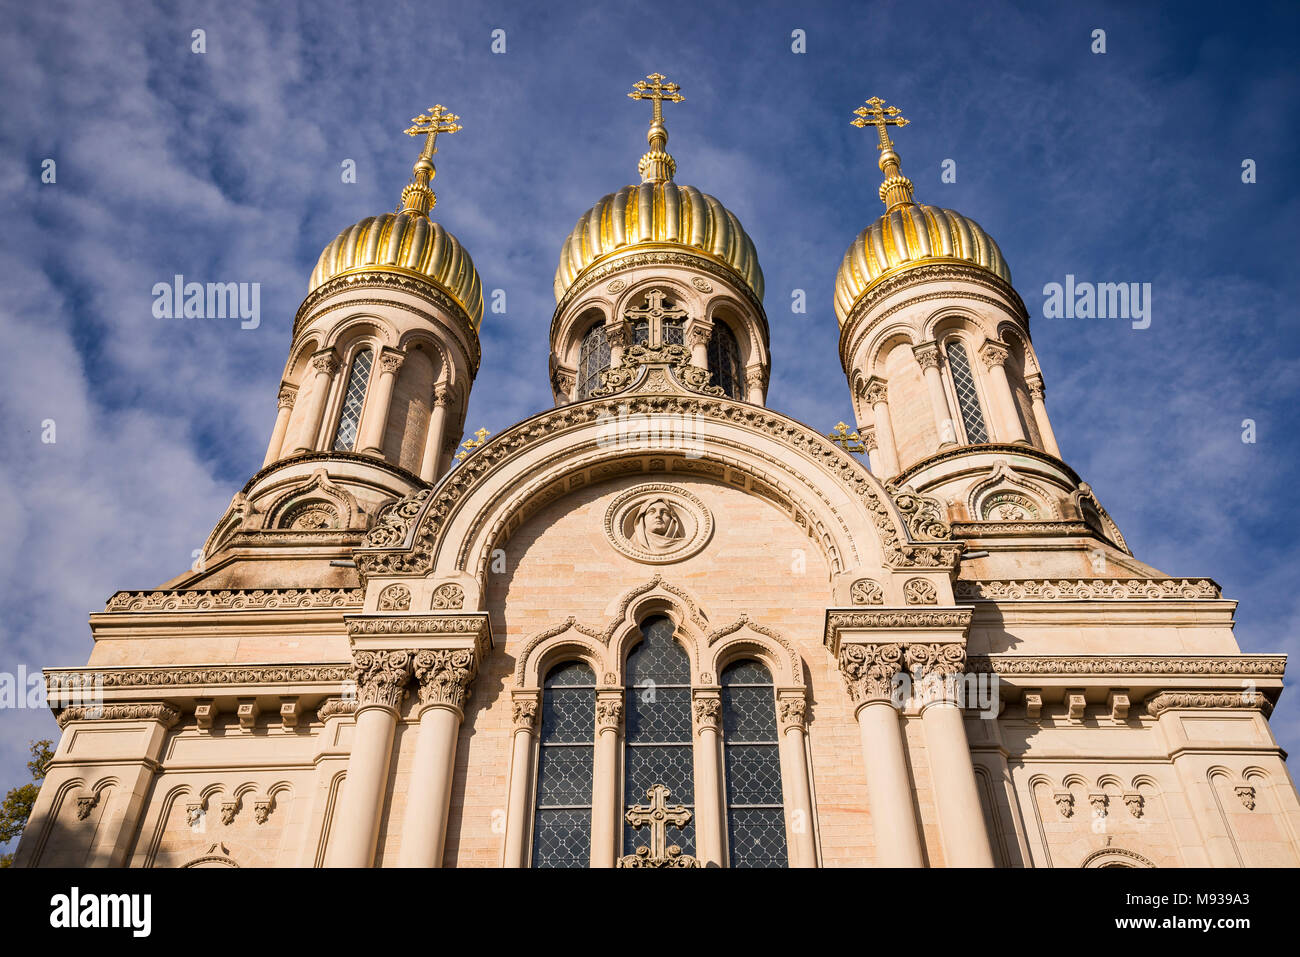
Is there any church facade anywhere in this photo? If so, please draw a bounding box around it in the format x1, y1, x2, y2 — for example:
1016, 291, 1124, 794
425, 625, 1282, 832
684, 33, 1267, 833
16, 82, 1300, 869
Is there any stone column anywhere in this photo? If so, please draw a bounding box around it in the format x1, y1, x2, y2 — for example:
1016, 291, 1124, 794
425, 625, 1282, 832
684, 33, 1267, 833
290, 349, 339, 455
591, 690, 623, 867
607, 321, 630, 367
327, 650, 412, 867
864, 379, 900, 477
776, 691, 818, 868
419, 384, 453, 483
264, 387, 296, 466
838, 642, 924, 866
977, 341, 1027, 444
905, 644, 995, 867
502, 693, 539, 867
357, 349, 404, 457
745, 365, 767, 405
1026, 375, 1061, 457
914, 342, 957, 448
398, 647, 481, 868
686, 324, 711, 370
860, 426, 883, 476
692, 690, 725, 867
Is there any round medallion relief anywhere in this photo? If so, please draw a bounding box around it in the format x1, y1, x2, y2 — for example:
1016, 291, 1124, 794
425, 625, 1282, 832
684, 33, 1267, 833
604, 484, 713, 564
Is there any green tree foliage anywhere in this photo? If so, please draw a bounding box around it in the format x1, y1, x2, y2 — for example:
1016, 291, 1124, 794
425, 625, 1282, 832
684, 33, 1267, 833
0, 739, 53, 867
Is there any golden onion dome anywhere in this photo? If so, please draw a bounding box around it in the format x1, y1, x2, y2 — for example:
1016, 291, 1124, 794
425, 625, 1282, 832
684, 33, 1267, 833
309, 212, 484, 328
553, 72, 763, 304
308, 104, 484, 329
834, 204, 1009, 323
554, 182, 763, 302
835, 96, 1011, 325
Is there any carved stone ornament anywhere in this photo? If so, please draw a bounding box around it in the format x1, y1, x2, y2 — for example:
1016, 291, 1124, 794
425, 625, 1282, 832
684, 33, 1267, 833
254, 801, 272, 825
850, 578, 884, 605
75, 794, 99, 821
891, 489, 952, 541
284, 502, 339, 531
954, 578, 1221, 601
691, 276, 713, 293
693, 696, 721, 732
903, 642, 967, 679
186, 804, 205, 828
413, 648, 479, 710
512, 696, 540, 730
977, 340, 1010, 370
838, 642, 904, 704
1054, 790, 1075, 818
606, 279, 627, 293
1145, 690, 1273, 718
982, 491, 1039, 521
590, 342, 725, 398
617, 784, 701, 869
1235, 786, 1256, 811
596, 697, 624, 731
604, 484, 713, 564
351, 649, 413, 711
220, 800, 239, 826
903, 577, 939, 605
377, 584, 411, 611
277, 386, 297, 410
432, 582, 465, 610
1089, 792, 1109, 817
777, 695, 808, 731
56, 702, 182, 730
1123, 793, 1144, 818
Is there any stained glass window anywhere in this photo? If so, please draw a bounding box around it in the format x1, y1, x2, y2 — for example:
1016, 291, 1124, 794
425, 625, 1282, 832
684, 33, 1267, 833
945, 339, 989, 444
632, 319, 650, 346
332, 347, 373, 451
531, 661, 595, 868
707, 321, 742, 399
721, 659, 787, 867
662, 317, 684, 346
623, 616, 695, 856
577, 323, 610, 400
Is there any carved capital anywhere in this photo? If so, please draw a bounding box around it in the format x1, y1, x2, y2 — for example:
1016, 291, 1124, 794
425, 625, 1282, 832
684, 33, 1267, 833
596, 694, 624, 731
913, 341, 942, 371
351, 649, 413, 711
412, 647, 479, 711
1026, 374, 1046, 401
686, 326, 713, 349
863, 377, 889, 407
904, 642, 967, 678
512, 693, 540, 731
777, 693, 808, 732
433, 383, 455, 408
377, 349, 405, 376
977, 340, 1010, 370
605, 321, 630, 351
692, 693, 721, 733
277, 386, 297, 410
838, 642, 903, 705
311, 350, 340, 376
859, 426, 878, 452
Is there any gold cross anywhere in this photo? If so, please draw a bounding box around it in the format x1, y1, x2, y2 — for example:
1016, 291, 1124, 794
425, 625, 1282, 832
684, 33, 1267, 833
454, 427, 491, 462
628, 72, 684, 126
851, 96, 908, 151
625, 784, 692, 860
405, 104, 463, 162
828, 421, 866, 455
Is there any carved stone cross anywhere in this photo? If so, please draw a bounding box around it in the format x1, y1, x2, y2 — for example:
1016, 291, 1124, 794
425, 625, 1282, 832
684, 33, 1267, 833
624, 783, 692, 860
625, 289, 688, 329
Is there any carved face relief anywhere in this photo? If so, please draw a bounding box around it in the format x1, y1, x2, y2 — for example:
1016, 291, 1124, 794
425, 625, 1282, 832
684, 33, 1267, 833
605, 485, 712, 564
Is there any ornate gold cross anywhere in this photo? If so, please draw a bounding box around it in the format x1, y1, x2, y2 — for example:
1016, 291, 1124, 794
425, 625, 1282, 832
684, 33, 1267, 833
625, 783, 692, 859
851, 96, 908, 151
628, 72, 684, 125
404, 104, 462, 161
828, 421, 866, 454
455, 427, 491, 462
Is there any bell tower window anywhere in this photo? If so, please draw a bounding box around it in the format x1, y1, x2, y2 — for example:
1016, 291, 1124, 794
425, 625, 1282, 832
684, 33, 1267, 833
576, 323, 611, 400
331, 347, 373, 451
945, 339, 988, 444
707, 321, 742, 400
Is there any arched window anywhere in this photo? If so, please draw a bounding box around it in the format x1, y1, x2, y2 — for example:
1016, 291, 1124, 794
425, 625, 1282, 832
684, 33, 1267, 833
707, 321, 742, 399
945, 339, 989, 444
623, 616, 695, 856
331, 347, 373, 451
576, 323, 610, 400
721, 659, 787, 867
531, 661, 595, 868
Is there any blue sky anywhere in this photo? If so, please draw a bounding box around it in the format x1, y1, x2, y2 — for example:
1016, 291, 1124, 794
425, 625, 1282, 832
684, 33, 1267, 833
2, 0, 1298, 823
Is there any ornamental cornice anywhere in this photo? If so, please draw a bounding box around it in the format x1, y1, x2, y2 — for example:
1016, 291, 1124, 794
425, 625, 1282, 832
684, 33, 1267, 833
56, 702, 182, 729
292, 271, 481, 374
824, 609, 973, 652
950, 520, 1096, 539
966, 655, 1285, 678
354, 395, 961, 580
238, 450, 426, 499
45, 663, 353, 694
345, 614, 491, 639
105, 587, 366, 613
839, 263, 1029, 373
892, 442, 1082, 490
1145, 691, 1274, 717
955, 579, 1222, 602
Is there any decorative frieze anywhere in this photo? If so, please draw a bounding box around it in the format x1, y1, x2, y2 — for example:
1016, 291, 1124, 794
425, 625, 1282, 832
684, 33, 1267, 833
105, 587, 365, 613
56, 702, 182, 729
954, 578, 1220, 602
346, 615, 489, 638
967, 655, 1283, 678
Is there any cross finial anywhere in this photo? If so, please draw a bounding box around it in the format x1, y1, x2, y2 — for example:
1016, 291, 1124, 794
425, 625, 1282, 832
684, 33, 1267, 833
828, 422, 866, 455
624, 784, 693, 860
398, 104, 463, 215
628, 73, 684, 184
454, 427, 491, 463
850, 96, 916, 211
